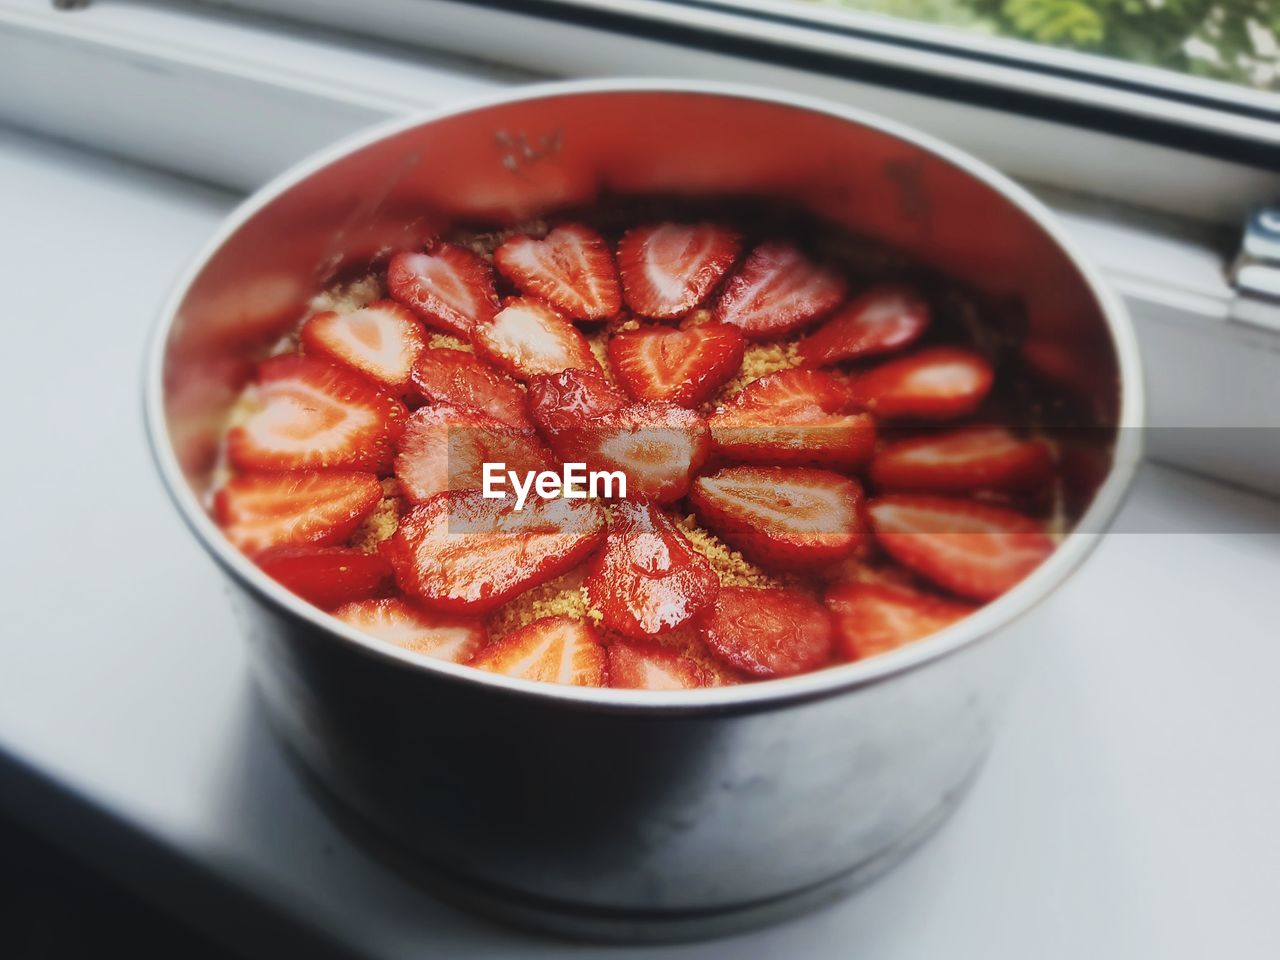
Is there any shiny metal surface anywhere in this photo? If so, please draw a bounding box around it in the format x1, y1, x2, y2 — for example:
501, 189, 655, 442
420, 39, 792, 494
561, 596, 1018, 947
145, 81, 1143, 939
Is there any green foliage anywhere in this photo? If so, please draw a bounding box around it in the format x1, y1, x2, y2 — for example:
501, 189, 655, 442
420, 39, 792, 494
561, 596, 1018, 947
796, 0, 1280, 91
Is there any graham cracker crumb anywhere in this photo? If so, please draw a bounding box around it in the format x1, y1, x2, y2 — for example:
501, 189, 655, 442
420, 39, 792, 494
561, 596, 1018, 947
427, 333, 472, 353
587, 332, 614, 382
675, 514, 782, 589
486, 568, 596, 640
707, 341, 800, 410
308, 274, 382, 314
350, 478, 403, 553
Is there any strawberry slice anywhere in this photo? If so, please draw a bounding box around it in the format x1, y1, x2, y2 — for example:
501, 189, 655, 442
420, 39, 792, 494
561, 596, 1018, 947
469, 616, 608, 686
526, 367, 627, 441
214, 470, 382, 552
228, 356, 407, 472
583, 500, 720, 638
384, 491, 606, 612
867, 494, 1054, 600
699, 586, 833, 679
848, 347, 993, 421
797, 286, 929, 367
494, 224, 621, 321
689, 466, 863, 569
617, 222, 742, 318
332, 597, 485, 663
394, 405, 554, 504
409, 348, 533, 431
386, 244, 498, 338
552, 402, 710, 504
869, 426, 1053, 493
255, 546, 392, 610
826, 580, 976, 660
712, 242, 846, 340
709, 368, 876, 470
472, 297, 601, 381
608, 323, 745, 407
607, 639, 707, 690
300, 300, 426, 396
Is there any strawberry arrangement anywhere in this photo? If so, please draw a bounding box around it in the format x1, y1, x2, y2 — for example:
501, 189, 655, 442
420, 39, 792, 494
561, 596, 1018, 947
214, 211, 1061, 690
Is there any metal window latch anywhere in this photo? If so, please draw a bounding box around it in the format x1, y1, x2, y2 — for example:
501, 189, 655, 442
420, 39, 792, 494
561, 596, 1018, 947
1230, 206, 1280, 333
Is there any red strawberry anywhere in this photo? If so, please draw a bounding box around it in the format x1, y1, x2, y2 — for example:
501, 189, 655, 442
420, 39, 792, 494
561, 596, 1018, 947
583, 500, 720, 638
699, 587, 833, 679
384, 491, 606, 612
617, 222, 742, 318
848, 348, 993, 420
472, 297, 601, 381
797, 286, 929, 367
553, 402, 710, 505
867, 494, 1054, 600
869, 426, 1053, 493
607, 639, 707, 690
689, 466, 864, 569
214, 470, 382, 552
526, 367, 627, 441
394, 405, 553, 504
227, 356, 407, 472
386, 244, 498, 338
709, 369, 876, 470
469, 616, 608, 686
409, 347, 532, 431
493, 224, 621, 320
331, 597, 485, 663
712, 242, 846, 339
300, 300, 426, 395
826, 580, 976, 660
608, 323, 745, 407
255, 546, 392, 610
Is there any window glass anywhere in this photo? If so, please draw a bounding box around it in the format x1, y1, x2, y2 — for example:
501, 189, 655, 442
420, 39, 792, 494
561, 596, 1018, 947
767, 0, 1278, 92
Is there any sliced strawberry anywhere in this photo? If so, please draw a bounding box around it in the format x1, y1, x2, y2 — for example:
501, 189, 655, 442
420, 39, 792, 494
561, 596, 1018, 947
469, 616, 608, 686
797, 286, 929, 367
712, 242, 846, 340
228, 356, 407, 472
394, 405, 553, 504
255, 546, 392, 610
472, 297, 601, 381
551, 402, 710, 505
607, 639, 707, 690
526, 367, 627, 441
384, 491, 606, 612
332, 597, 485, 663
869, 426, 1053, 493
409, 347, 532, 431
493, 224, 621, 321
617, 222, 742, 319
848, 347, 993, 421
709, 368, 876, 470
689, 466, 863, 569
826, 580, 976, 661
300, 300, 426, 395
583, 500, 719, 638
608, 323, 745, 407
699, 586, 833, 679
214, 470, 382, 552
867, 494, 1054, 600
386, 244, 498, 338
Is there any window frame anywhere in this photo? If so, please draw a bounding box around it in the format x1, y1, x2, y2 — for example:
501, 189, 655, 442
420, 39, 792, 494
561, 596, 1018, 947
181, 0, 1280, 228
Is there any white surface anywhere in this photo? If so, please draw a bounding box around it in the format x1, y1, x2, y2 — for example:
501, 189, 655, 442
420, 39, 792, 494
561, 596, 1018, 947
1, 127, 1279, 959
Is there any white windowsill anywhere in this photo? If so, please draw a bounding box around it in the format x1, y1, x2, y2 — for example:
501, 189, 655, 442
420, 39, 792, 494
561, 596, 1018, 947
2, 125, 1279, 960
